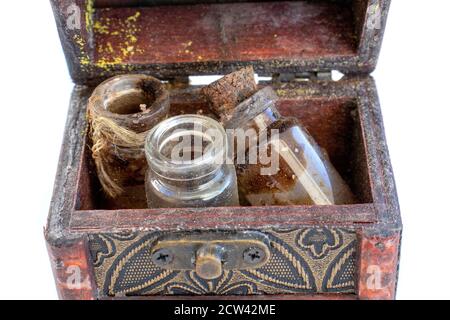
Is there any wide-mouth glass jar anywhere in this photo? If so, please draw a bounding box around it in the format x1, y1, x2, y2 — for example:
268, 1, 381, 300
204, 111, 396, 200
144, 115, 239, 208
88, 74, 170, 200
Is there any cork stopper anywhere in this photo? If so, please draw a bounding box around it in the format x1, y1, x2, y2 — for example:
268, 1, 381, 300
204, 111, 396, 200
201, 66, 258, 123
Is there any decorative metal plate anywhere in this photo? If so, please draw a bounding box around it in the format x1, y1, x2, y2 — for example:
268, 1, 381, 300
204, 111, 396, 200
89, 228, 357, 297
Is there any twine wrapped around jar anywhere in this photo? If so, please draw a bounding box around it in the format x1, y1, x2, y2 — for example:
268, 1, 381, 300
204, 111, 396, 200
88, 74, 170, 198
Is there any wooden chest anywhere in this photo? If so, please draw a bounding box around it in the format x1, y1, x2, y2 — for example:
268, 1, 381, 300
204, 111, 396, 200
46, 0, 401, 300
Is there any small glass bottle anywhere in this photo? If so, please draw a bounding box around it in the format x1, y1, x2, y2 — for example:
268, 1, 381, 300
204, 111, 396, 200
88, 74, 170, 202
144, 115, 240, 208
202, 73, 355, 206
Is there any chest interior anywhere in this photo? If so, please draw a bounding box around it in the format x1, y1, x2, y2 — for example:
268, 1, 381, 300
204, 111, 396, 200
51, 0, 388, 222
75, 79, 373, 213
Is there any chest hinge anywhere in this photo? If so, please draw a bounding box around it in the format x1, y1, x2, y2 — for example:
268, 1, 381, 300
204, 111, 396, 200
272, 71, 332, 83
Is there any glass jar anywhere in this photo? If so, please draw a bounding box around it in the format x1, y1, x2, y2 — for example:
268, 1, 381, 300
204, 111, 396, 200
144, 115, 240, 208
208, 86, 355, 206
88, 74, 170, 201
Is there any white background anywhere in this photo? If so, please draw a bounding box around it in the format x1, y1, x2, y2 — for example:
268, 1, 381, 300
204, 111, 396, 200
0, 0, 449, 300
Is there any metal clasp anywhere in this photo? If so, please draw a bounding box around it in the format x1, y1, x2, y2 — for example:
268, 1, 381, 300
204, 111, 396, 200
150, 231, 271, 280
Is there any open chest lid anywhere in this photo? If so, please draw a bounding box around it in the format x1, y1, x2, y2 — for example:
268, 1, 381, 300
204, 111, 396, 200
51, 0, 390, 85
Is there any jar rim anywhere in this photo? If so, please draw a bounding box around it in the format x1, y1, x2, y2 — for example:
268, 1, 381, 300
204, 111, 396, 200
89, 74, 170, 133
145, 115, 228, 181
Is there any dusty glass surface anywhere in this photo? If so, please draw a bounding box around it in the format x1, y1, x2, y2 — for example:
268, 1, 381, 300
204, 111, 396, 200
145, 115, 239, 208
228, 87, 355, 206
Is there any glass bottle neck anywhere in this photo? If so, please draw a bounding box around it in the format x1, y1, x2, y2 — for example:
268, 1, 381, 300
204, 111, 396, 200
222, 86, 281, 133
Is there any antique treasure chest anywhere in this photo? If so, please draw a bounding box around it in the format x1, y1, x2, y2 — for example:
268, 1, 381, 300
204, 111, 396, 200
46, 0, 401, 300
